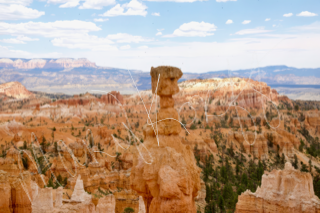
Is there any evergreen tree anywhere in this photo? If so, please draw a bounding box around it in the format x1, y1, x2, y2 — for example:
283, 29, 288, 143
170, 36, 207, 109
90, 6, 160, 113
309, 159, 313, 173
123, 207, 134, 213
237, 184, 246, 195
301, 163, 309, 172
292, 154, 299, 169
218, 195, 225, 213
205, 200, 216, 213
223, 183, 235, 210
220, 166, 228, 183
241, 173, 248, 187
315, 180, 320, 198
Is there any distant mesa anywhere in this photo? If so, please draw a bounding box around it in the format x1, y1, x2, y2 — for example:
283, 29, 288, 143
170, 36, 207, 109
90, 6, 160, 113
0, 58, 97, 69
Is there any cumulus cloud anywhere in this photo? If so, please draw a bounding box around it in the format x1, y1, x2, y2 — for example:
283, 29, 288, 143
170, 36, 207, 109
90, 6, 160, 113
120, 45, 131, 50
47, 0, 79, 8
143, 0, 206, 2
0, 20, 101, 38
99, 0, 147, 17
226, 19, 233, 24
235, 27, 272, 35
79, 0, 115, 9
152, 12, 160, 16
0, 36, 38, 44
265, 18, 270, 21
47, 0, 115, 9
94, 18, 108, 22
107, 33, 151, 43
0, 35, 39, 43
283, 13, 293, 17
242, 20, 251, 24
297, 11, 318, 17
0, 38, 25, 44
164, 21, 216, 37
51, 35, 116, 51
0, 4, 45, 20
0, 0, 32, 6
156, 32, 162, 36
0, 20, 153, 51
138, 45, 148, 49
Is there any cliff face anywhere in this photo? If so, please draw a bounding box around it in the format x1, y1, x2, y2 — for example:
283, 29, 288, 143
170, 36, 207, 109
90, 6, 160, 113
235, 162, 320, 213
0, 58, 97, 69
0, 81, 34, 99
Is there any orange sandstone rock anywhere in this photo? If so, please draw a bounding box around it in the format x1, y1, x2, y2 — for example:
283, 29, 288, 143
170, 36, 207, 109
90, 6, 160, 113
0, 170, 11, 213
131, 66, 201, 213
235, 162, 320, 213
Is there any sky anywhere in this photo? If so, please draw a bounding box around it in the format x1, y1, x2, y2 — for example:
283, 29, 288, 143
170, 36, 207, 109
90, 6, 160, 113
0, 0, 320, 72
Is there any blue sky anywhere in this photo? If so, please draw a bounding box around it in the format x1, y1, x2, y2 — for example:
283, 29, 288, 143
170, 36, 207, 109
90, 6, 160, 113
0, 0, 320, 72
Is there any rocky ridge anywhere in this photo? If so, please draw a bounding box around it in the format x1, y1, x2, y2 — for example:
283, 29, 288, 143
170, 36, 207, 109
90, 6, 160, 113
0, 81, 34, 99
0, 58, 97, 69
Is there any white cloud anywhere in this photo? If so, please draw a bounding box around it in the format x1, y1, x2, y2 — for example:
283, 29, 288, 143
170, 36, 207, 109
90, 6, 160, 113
138, 45, 148, 49
0, 45, 63, 58
0, 20, 101, 38
297, 11, 318, 17
265, 18, 270, 21
272, 24, 276, 27
79, 0, 116, 9
107, 33, 151, 43
0, 36, 39, 44
291, 21, 320, 33
143, 0, 205, 2
47, 0, 79, 8
283, 13, 293, 17
51, 35, 116, 51
156, 32, 162, 36
120, 45, 131, 50
152, 12, 160, 16
99, 0, 147, 17
242, 20, 251, 24
164, 21, 216, 37
226, 19, 233, 24
47, 0, 115, 9
81, 32, 320, 73
0, 45, 31, 56
0, 35, 38, 44
0, 0, 32, 6
94, 18, 108, 22
0, 38, 25, 44
60, 1, 80, 8
235, 27, 272, 35
0, 4, 45, 20
216, 0, 236, 2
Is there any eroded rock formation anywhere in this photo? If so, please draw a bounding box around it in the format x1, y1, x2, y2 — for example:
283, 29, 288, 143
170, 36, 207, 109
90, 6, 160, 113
0, 81, 34, 99
101, 91, 124, 105
235, 162, 320, 213
131, 66, 201, 213
71, 175, 92, 202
